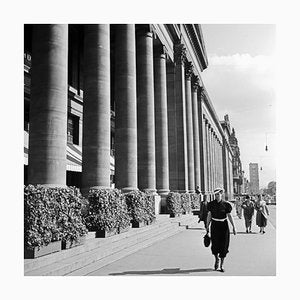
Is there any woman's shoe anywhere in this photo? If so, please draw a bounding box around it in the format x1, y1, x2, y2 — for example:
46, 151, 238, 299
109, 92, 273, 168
220, 267, 225, 273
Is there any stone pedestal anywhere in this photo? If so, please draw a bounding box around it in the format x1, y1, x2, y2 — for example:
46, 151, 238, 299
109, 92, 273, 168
153, 194, 162, 215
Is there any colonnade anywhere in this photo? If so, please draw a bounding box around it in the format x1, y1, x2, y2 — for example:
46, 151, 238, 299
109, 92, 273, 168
28, 24, 226, 200
202, 116, 224, 200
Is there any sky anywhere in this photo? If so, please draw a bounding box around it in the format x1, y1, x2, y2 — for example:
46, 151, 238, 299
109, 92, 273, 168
201, 24, 276, 189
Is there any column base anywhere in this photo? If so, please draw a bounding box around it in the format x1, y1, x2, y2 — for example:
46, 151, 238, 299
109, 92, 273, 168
121, 187, 139, 194
153, 194, 162, 215
175, 189, 189, 193
38, 183, 67, 188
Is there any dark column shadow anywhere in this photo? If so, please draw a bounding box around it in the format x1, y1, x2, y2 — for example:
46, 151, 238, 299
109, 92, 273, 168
109, 267, 214, 276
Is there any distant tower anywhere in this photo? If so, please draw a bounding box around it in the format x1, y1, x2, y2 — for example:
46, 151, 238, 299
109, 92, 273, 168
249, 163, 259, 194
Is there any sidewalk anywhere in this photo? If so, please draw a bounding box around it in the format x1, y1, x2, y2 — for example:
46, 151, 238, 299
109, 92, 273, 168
81, 209, 276, 276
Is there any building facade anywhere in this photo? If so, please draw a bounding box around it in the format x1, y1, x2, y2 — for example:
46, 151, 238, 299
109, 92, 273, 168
249, 163, 260, 194
24, 24, 235, 211
229, 125, 244, 195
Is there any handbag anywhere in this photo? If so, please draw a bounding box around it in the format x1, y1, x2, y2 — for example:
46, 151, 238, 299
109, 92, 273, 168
203, 233, 211, 247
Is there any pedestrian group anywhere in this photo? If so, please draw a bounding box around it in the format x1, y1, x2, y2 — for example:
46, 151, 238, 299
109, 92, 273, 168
198, 189, 270, 272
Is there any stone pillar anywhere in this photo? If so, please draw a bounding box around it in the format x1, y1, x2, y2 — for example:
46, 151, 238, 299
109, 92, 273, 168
192, 75, 201, 190
198, 93, 206, 198
114, 24, 138, 192
174, 44, 188, 192
154, 46, 169, 196
212, 132, 216, 190
185, 61, 195, 193
82, 25, 111, 194
28, 24, 68, 187
167, 61, 177, 191
136, 28, 156, 193
208, 125, 213, 199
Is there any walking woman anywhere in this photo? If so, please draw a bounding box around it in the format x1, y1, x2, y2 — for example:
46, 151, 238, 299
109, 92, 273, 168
255, 194, 269, 234
206, 188, 236, 272
241, 195, 255, 233
235, 196, 243, 219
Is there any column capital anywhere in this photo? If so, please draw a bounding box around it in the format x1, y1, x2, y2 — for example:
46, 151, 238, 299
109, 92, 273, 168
192, 74, 200, 92
174, 43, 186, 65
185, 61, 193, 80
154, 44, 167, 59
136, 24, 153, 38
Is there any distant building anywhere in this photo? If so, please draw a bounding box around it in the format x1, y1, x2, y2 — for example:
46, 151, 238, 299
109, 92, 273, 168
249, 163, 260, 194
228, 123, 243, 195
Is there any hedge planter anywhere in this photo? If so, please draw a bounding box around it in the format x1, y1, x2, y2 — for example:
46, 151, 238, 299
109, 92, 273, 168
131, 220, 147, 228
118, 226, 130, 234
146, 218, 156, 225
95, 228, 118, 238
169, 213, 181, 218
24, 240, 61, 259
61, 236, 86, 250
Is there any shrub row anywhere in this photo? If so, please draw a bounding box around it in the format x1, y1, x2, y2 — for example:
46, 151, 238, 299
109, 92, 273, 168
25, 186, 156, 249
24, 185, 88, 250
190, 193, 201, 210
125, 190, 156, 224
166, 192, 193, 216
85, 188, 131, 232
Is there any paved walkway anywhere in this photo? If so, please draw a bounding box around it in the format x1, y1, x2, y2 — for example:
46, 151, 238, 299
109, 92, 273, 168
84, 206, 276, 276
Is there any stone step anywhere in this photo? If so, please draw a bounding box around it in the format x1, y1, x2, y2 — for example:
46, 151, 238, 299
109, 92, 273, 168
25, 221, 180, 276
24, 214, 197, 276
24, 215, 173, 273
68, 226, 185, 276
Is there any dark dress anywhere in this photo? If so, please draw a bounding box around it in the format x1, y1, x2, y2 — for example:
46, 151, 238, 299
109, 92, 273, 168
241, 201, 255, 228
207, 200, 232, 258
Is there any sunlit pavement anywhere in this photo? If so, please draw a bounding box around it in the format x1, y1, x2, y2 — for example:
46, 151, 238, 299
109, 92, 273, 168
85, 206, 276, 276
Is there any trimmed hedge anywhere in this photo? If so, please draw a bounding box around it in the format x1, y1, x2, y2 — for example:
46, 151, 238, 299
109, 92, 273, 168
124, 190, 155, 224
24, 185, 87, 250
181, 193, 192, 214
166, 192, 182, 216
190, 193, 201, 210
85, 188, 131, 232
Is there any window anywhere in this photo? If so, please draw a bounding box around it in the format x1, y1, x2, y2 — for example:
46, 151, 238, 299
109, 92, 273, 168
67, 114, 79, 145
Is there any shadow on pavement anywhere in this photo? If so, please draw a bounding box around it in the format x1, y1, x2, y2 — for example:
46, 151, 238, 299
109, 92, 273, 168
236, 231, 258, 235
109, 267, 214, 276
187, 227, 205, 230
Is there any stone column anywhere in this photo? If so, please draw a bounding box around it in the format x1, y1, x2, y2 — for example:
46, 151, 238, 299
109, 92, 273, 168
212, 132, 216, 190
114, 24, 138, 192
208, 125, 213, 199
82, 25, 110, 194
136, 28, 156, 193
167, 61, 177, 191
192, 75, 201, 190
185, 61, 195, 193
154, 46, 169, 195
174, 44, 188, 192
28, 24, 68, 187
205, 121, 210, 198
198, 93, 207, 199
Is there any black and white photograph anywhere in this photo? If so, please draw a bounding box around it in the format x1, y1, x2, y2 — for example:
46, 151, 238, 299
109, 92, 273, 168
23, 23, 276, 276
1, 0, 299, 299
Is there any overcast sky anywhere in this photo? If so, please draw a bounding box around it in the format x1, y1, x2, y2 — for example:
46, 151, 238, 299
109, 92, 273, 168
201, 24, 276, 189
